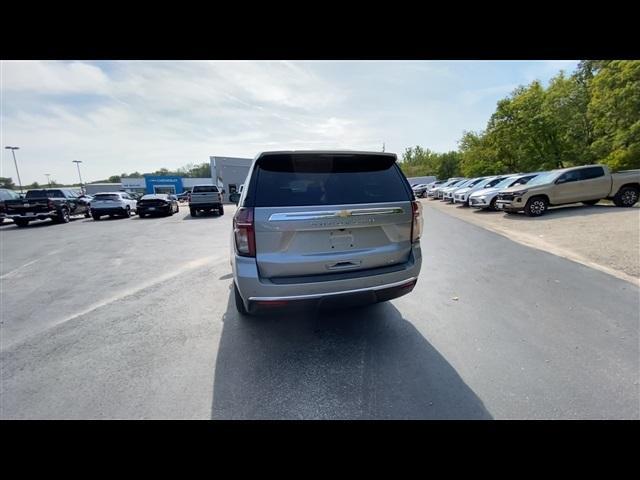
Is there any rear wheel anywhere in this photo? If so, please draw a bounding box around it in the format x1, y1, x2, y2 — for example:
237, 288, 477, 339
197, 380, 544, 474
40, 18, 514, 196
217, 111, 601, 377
234, 282, 249, 316
14, 219, 29, 228
139, 212, 146, 218
613, 187, 639, 207
167, 205, 174, 216
582, 199, 600, 206
190, 208, 196, 217
218, 205, 224, 216
123, 206, 131, 217
56, 208, 70, 223
524, 196, 548, 217
92, 213, 101, 221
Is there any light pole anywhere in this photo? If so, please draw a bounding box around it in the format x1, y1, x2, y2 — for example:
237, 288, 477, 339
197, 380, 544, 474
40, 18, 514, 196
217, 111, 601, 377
5, 146, 23, 194
72, 160, 84, 194
45, 174, 52, 188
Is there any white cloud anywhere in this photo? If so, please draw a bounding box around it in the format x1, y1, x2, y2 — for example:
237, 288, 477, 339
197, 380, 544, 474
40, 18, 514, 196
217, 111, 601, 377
1, 60, 110, 94
1, 60, 579, 184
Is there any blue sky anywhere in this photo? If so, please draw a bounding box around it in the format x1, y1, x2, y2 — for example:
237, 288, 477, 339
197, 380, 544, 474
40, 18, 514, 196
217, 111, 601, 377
1, 60, 578, 184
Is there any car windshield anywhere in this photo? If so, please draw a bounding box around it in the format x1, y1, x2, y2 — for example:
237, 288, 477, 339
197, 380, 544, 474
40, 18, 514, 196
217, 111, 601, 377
522, 171, 556, 186
467, 178, 487, 187
490, 177, 519, 189
482, 177, 504, 188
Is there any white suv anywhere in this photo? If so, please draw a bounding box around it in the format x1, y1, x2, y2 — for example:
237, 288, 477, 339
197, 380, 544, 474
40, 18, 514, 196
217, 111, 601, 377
90, 192, 138, 220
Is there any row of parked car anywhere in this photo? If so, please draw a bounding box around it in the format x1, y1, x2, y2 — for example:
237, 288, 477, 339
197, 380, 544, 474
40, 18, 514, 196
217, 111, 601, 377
0, 184, 227, 228
411, 164, 639, 216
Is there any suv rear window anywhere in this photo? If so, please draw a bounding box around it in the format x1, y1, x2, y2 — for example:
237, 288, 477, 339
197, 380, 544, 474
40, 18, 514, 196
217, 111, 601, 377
26, 190, 65, 199
192, 186, 219, 193
252, 153, 411, 207
93, 194, 122, 200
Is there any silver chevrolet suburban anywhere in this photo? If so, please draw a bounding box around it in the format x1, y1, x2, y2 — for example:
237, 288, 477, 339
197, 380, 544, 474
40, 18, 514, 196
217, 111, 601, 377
230, 151, 423, 315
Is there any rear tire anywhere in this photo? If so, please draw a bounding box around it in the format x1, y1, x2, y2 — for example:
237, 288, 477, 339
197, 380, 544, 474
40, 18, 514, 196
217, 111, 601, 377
219, 205, 224, 215
56, 208, 70, 223
234, 282, 249, 316
524, 196, 548, 217
92, 214, 101, 221
190, 208, 196, 217
582, 199, 600, 206
14, 219, 29, 228
124, 206, 131, 217
613, 187, 639, 207
139, 212, 146, 218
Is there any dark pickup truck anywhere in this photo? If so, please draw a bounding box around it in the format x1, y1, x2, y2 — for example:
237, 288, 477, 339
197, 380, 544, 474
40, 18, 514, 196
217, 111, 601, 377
4, 188, 91, 227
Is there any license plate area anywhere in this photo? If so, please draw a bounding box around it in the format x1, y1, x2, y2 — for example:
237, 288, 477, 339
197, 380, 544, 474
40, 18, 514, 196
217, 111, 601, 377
329, 230, 354, 250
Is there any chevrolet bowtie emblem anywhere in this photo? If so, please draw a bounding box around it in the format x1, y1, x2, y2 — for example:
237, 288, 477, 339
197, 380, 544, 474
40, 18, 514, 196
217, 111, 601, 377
337, 210, 351, 218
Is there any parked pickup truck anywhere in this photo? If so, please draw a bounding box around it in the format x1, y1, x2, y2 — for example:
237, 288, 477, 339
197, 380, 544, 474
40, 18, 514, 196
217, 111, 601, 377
495, 165, 640, 216
189, 185, 224, 217
0, 188, 22, 224
4, 188, 91, 227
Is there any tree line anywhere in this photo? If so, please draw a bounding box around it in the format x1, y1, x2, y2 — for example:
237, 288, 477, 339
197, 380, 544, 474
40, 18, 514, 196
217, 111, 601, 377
102, 162, 212, 184
0, 163, 212, 190
400, 60, 639, 179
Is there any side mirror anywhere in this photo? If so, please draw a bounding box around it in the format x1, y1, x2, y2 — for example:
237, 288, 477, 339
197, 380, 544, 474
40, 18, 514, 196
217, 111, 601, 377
555, 177, 567, 184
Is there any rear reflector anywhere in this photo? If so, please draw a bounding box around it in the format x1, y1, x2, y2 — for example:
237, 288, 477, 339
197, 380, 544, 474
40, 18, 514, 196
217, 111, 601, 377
255, 300, 288, 307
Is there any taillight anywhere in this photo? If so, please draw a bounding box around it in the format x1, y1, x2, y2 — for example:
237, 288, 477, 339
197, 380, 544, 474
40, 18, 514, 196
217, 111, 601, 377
411, 200, 423, 242
233, 207, 256, 257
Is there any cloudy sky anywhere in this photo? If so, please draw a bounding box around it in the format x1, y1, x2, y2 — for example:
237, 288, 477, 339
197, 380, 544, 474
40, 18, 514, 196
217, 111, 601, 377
1, 60, 578, 185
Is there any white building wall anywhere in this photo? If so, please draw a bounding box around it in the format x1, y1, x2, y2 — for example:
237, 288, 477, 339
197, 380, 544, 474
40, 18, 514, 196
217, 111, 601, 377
182, 177, 214, 189
210, 156, 252, 202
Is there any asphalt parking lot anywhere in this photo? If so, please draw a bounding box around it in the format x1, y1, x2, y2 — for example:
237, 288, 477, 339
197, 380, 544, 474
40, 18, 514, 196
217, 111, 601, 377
1, 203, 638, 419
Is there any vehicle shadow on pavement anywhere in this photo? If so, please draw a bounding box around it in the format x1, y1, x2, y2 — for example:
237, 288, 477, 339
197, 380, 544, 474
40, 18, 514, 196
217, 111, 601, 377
3, 218, 86, 229
211, 289, 492, 420
182, 213, 225, 220
499, 203, 638, 221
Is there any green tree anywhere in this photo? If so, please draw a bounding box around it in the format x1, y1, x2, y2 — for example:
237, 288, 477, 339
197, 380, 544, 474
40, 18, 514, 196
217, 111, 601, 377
587, 60, 640, 171
0, 177, 15, 189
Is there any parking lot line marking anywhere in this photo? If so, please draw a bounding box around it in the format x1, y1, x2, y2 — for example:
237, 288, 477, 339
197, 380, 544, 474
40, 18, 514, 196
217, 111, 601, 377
0, 259, 42, 280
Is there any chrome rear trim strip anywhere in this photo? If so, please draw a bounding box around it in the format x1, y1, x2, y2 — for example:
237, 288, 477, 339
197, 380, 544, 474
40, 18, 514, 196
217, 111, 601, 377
268, 207, 404, 221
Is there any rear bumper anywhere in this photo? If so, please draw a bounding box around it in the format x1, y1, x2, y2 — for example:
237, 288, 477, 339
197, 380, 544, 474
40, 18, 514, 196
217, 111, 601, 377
138, 205, 172, 214
91, 207, 128, 215
248, 277, 418, 314
232, 244, 422, 313
189, 202, 222, 209
8, 211, 57, 221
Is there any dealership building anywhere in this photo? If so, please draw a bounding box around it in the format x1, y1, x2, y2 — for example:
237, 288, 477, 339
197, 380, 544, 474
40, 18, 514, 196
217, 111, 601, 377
119, 176, 214, 195
87, 155, 253, 202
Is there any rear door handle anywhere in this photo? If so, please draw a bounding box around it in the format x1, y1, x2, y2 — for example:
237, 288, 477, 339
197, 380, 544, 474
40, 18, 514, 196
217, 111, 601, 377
326, 260, 361, 271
